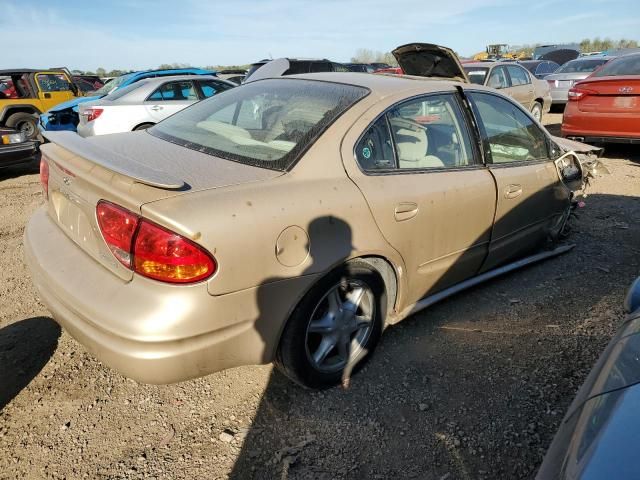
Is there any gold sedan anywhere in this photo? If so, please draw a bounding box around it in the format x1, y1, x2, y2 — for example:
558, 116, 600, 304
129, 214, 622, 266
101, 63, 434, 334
25, 46, 595, 388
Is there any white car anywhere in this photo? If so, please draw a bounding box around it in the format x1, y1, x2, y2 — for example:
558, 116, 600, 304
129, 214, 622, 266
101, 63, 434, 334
77, 75, 235, 137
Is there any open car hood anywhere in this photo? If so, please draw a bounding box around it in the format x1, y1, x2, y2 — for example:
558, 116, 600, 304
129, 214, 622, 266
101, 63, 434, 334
392, 43, 469, 82
243, 58, 291, 83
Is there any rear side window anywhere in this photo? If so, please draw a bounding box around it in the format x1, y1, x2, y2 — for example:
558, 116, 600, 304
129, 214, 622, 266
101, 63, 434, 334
148, 81, 197, 101
468, 92, 548, 164
593, 54, 640, 77
150, 78, 369, 171
199, 80, 233, 98
355, 116, 395, 170
507, 66, 531, 86
355, 94, 474, 171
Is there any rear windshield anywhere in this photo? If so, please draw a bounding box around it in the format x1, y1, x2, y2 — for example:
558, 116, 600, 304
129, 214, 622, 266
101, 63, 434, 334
463, 67, 489, 85
150, 78, 369, 171
592, 54, 640, 77
103, 81, 147, 101
555, 59, 608, 74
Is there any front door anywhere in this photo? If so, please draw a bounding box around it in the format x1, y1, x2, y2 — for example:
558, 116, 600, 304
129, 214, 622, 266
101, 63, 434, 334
34, 72, 75, 111
467, 91, 570, 271
342, 92, 497, 306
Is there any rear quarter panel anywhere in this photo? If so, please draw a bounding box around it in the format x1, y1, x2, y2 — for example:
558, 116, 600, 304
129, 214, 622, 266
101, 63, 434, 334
139, 110, 403, 298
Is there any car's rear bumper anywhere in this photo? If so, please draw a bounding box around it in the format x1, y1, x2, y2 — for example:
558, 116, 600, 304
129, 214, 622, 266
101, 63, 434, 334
564, 135, 640, 144
24, 207, 318, 384
0, 141, 37, 168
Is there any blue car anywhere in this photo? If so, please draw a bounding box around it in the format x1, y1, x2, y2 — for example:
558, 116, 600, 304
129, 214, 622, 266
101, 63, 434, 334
39, 68, 215, 133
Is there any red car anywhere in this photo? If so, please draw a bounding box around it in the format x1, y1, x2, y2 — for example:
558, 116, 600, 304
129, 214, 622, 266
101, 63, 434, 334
373, 66, 404, 75
562, 52, 640, 143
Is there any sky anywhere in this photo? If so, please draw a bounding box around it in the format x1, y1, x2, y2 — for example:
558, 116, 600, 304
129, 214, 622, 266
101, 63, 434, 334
1, 0, 639, 71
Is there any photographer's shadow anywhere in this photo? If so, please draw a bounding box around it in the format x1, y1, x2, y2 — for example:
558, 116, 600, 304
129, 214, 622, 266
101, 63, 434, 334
0, 317, 61, 410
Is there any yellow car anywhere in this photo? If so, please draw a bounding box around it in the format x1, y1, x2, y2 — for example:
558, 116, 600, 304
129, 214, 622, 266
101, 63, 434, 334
0, 69, 79, 139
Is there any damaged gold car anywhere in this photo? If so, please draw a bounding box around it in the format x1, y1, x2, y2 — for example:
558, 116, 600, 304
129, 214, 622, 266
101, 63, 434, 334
25, 44, 604, 388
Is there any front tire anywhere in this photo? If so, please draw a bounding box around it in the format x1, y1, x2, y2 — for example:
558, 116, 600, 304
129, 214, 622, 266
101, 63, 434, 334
6, 112, 39, 140
275, 260, 386, 389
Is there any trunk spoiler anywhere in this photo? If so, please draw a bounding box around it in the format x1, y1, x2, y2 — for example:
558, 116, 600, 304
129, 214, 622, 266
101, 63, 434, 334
41, 131, 185, 190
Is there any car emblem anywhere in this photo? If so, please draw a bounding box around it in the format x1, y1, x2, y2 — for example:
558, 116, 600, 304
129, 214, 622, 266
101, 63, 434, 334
619, 86, 634, 94
63, 176, 73, 186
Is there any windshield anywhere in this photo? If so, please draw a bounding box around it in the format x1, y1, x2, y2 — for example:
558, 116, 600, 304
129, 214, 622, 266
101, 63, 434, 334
150, 78, 369, 171
92, 73, 133, 95
593, 54, 640, 77
555, 59, 609, 74
463, 67, 489, 85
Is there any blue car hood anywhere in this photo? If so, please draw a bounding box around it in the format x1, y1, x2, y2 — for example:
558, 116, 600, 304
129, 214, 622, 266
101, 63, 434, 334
48, 95, 104, 113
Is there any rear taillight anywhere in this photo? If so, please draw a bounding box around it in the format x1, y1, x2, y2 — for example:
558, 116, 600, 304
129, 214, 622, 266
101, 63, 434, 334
96, 200, 216, 283
96, 201, 139, 268
568, 87, 596, 101
83, 107, 103, 122
133, 221, 216, 283
39, 155, 49, 199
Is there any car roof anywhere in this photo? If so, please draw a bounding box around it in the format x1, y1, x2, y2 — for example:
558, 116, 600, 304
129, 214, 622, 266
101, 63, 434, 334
284, 72, 470, 98
0, 69, 66, 75
463, 61, 525, 68
252, 58, 331, 65
133, 74, 221, 85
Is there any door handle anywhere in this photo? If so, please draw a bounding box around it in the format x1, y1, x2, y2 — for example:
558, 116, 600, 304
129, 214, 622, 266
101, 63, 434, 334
150, 105, 163, 111
44, 93, 51, 99
504, 184, 523, 199
394, 202, 419, 221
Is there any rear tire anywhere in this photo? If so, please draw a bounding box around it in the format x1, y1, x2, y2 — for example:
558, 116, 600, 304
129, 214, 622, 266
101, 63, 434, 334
6, 112, 39, 140
133, 123, 154, 131
530, 102, 543, 122
275, 260, 386, 389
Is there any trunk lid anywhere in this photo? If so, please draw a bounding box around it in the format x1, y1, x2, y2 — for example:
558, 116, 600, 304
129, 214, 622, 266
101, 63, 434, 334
392, 43, 469, 83
41, 130, 281, 280
575, 76, 640, 114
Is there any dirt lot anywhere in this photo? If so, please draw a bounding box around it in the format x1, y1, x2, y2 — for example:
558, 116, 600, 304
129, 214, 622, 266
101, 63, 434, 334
1, 113, 639, 479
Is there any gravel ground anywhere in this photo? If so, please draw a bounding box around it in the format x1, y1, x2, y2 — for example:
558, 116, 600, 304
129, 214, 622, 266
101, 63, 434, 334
1, 113, 639, 479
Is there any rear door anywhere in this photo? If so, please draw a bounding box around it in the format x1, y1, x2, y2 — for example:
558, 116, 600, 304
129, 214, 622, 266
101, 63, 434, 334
467, 91, 569, 271
144, 80, 198, 121
505, 65, 535, 108
34, 72, 76, 111
342, 91, 496, 306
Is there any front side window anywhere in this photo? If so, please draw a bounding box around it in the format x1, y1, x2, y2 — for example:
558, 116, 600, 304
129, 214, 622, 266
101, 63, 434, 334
355, 94, 474, 171
36, 74, 72, 92
487, 67, 509, 89
150, 78, 368, 171
147, 81, 197, 101
507, 66, 531, 86
468, 92, 548, 164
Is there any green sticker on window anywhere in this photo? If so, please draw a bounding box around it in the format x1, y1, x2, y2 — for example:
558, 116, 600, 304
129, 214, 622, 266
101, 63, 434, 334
362, 147, 371, 159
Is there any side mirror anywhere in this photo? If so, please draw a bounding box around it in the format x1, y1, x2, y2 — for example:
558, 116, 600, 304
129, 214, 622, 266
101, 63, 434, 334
624, 276, 640, 314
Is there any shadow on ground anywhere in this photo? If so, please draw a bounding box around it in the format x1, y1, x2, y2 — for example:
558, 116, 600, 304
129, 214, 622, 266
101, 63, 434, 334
0, 317, 61, 410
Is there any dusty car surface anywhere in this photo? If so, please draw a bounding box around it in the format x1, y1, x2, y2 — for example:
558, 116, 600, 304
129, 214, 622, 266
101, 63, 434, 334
463, 61, 552, 120
25, 71, 598, 389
